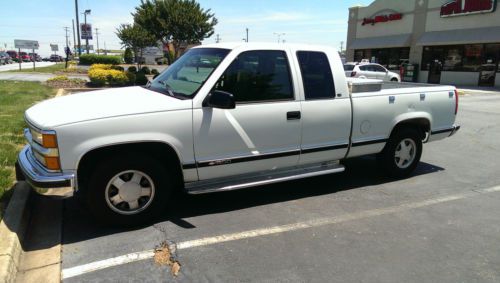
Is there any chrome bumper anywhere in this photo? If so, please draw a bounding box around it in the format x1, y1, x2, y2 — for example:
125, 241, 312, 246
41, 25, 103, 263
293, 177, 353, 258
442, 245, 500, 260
16, 145, 75, 198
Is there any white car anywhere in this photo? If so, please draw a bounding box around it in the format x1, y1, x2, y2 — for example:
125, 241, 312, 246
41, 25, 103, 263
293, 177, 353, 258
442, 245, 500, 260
344, 63, 401, 82
17, 43, 459, 225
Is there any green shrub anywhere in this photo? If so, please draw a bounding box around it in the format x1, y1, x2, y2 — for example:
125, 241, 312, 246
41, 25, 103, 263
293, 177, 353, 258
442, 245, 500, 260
135, 71, 149, 85
79, 54, 122, 65
111, 65, 125, 72
88, 69, 107, 86
128, 66, 137, 73
125, 71, 136, 86
151, 69, 159, 75
141, 66, 151, 75
107, 70, 128, 86
124, 48, 133, 64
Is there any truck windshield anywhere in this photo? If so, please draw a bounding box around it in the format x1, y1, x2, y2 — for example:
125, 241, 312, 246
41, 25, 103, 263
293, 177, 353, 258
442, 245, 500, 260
147, 48, 230, 99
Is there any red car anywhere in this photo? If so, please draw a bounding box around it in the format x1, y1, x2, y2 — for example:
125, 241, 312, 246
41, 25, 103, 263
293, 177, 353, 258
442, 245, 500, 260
19, 52, 31, 62
6, 50, 18, 62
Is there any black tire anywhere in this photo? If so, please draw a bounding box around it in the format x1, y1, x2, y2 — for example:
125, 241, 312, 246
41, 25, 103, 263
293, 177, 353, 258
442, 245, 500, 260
391, 78, 399, 82
378, 128, 422, 178
84, 153, 172, 226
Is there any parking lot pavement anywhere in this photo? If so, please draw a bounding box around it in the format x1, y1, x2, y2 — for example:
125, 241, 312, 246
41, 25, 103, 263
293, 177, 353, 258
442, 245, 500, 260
52, 93, 500, 282
0, 72, 88, 82
0, 62, 55, 72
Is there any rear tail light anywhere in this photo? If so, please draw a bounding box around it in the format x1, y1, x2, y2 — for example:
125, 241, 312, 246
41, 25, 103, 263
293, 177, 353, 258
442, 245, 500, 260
454, 89, 459, 115
351, 71, 357, 77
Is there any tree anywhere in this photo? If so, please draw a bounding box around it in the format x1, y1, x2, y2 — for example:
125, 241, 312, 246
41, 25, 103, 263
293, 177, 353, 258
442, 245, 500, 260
124, 47, 133, 64
116, 24, 157, 68
133, 0, 217, 61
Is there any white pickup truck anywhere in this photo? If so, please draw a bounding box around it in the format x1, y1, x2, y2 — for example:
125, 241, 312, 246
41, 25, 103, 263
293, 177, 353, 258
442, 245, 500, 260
16, 43, 460, 225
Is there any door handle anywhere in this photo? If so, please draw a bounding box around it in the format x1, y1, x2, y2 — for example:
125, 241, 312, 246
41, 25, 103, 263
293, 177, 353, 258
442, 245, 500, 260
287, 111, 301, 120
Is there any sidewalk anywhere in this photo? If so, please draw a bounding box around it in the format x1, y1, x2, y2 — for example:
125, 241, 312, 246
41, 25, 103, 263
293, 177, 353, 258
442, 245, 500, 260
0, 72, 88, 82
456, 85, 500, 95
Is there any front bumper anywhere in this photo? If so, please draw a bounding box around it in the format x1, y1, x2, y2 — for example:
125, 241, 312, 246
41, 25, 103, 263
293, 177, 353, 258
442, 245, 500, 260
16, 145, 75, 198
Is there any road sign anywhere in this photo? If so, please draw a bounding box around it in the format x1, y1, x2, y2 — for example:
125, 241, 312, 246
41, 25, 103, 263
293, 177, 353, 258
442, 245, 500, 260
50, 44, 59, 52
14, 39, 39, 49
81, 24, 93, 40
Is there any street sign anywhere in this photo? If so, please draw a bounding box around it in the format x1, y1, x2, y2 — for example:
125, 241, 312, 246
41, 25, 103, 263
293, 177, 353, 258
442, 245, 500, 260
81, 23, 93, 40
14, 39, 39, 49
50, 44, 59, 52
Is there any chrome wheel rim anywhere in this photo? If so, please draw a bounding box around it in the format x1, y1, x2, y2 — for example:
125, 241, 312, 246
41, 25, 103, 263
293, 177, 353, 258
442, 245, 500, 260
105, 170, 155, 215
394, 138, 416, 169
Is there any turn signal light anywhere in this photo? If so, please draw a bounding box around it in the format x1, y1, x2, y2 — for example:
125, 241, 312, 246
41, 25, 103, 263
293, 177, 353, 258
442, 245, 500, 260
42, 134, 58, 148
44, 156, 61, 171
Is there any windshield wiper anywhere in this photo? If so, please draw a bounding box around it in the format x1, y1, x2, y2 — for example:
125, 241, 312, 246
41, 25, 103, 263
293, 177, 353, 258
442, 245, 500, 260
157, 80, 177, 98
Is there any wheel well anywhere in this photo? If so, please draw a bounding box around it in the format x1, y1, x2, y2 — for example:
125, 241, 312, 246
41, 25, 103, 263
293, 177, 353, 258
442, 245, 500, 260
390, 118, 430, 140
77, 142, 184, 191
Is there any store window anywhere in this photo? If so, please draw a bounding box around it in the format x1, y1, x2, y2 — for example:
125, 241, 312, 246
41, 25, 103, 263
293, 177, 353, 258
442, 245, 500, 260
462, 45, 483, 72
422, 44, 495, 72
353, 48, 409, 70
483, 44, 500, 72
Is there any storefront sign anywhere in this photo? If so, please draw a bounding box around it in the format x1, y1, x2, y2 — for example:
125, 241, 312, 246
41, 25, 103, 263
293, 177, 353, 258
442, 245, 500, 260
441, 0, 496, 17
362, 13, 403, 26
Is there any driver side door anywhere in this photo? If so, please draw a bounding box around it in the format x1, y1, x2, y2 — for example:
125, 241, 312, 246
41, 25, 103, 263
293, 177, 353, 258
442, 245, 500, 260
192, 50, 302, 180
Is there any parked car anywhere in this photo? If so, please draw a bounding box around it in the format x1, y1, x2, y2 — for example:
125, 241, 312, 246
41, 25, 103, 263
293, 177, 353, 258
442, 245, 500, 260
6, 50, 19, 62
29, 53, 42, 62
344, 63, 401, 82
0, 51, 13, 64
18, 52, 31, 62
16, 43, 460, 226
49, 54, 62, 62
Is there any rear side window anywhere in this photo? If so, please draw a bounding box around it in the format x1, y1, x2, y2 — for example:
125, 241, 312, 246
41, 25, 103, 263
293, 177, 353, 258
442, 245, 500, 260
297, 51, 335, 100
214, 50, 294, 103
359, 65, 371, 71
344, 64, 355, 71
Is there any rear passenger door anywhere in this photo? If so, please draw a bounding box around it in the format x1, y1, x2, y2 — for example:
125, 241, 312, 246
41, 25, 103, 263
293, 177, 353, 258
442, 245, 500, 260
295, 51, 351, 165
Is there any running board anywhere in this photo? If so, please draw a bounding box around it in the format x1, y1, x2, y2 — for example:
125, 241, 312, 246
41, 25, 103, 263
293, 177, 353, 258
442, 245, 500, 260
185, 162, 345, 195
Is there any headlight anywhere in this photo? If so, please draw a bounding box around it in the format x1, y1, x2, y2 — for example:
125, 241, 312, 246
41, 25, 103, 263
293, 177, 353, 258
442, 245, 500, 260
30, 128, 58, 148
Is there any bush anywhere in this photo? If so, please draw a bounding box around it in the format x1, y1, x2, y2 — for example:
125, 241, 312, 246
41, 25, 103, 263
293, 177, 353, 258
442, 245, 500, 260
135, 71, 149, 85
107, 70, 128, 86
124, 48, 133, 64
111, 65, 125, 72
151, 68, 159, 75
125, 71, 136, 86
89, 64, 113, 72
140, 66, 151, 75
128, 66, 137, 73
88, 68, 128, 87
79, 54, 122, 65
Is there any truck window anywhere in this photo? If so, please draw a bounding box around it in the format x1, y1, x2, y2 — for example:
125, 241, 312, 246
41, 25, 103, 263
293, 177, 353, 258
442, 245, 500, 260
297, 51, 335, 100
214, 50, 294, 103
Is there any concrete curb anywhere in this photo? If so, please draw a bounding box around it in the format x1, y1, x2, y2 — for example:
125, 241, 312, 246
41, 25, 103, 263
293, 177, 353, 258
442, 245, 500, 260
0, 182, 32, 283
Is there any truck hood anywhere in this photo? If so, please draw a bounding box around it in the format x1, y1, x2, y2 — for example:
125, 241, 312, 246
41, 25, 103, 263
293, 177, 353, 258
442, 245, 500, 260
25, 86, 192, 129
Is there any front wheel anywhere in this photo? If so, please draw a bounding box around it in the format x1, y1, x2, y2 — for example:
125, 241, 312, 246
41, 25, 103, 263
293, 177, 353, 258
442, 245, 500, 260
378, 128, 422, 178
84, 154, 172, 226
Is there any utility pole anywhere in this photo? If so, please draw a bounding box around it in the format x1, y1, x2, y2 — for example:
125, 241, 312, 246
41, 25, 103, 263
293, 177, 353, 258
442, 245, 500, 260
72, 19, 76, 54
104, 41, 107, 55
95, 28, 100, 55
64, 27, 70, 68
340, 41, 344, 53
75, 0, 81, 55
215, 34, 221, 43
246, 28, 249, 42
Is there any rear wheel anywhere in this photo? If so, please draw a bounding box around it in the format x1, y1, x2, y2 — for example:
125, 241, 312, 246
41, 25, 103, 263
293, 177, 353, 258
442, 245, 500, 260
84, 154, 173, 226
391, 78, 399, 82
378, 128, 422, 178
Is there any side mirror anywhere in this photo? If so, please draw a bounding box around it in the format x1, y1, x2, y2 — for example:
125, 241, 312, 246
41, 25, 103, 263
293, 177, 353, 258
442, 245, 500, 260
203, 90, 235, 109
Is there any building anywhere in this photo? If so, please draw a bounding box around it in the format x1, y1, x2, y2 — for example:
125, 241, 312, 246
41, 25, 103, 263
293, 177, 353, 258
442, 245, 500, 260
346, 0, 500, 87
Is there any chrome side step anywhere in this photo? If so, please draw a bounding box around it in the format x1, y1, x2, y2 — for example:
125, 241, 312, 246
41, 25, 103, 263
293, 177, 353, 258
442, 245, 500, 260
185, 162, 345, 195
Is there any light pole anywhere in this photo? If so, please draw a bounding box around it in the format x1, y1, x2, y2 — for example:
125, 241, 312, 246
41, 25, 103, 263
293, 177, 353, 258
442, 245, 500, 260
82, 9, 91, 54
75, 0, 81, 55
274, 32, 285, 43
95, 28, 99, 55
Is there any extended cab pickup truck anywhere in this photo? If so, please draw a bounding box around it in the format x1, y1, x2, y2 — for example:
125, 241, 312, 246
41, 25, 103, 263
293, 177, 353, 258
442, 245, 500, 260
16, 43, 460, 225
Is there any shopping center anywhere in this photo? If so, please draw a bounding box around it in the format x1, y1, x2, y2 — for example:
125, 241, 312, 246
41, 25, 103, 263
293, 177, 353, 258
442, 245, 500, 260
346, 0, 500, 86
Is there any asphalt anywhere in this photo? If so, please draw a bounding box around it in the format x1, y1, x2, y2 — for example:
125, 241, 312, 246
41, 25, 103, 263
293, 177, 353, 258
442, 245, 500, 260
29, 91, 500, 282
